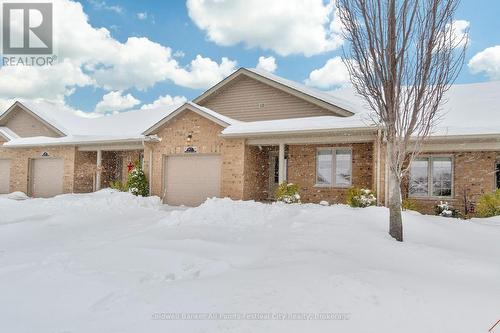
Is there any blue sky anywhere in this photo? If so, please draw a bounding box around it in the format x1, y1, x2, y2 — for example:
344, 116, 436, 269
2, 0, 499, 115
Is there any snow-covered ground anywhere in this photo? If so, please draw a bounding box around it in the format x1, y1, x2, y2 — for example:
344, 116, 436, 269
0, 190, 498, 333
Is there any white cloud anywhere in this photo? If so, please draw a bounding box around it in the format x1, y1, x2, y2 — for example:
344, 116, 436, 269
440, 20, 469, 49
305, 57, 351, 89
88, 0, 123, 14
168, 55, 237, 89
450, 20, 470, 47
0, 59, 92, 101
468, 45, 500, 80
173, 50, 186, 58
187, 0, 343, 57
137, 12, 148, 20
140, 95, 187, 110
256, 56, 277, 73
94, 91, 140, 114
0, 0, 237, 113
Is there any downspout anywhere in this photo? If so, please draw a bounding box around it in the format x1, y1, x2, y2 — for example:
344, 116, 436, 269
142, 139, 153, 196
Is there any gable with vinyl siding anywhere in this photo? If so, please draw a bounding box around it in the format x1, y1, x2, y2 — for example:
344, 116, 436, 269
199, 75, 342, 122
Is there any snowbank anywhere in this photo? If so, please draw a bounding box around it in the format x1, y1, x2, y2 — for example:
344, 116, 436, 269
0, 192, 498, 333
0, 191, 29, 200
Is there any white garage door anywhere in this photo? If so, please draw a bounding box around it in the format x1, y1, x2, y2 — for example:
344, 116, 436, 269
164, 155, 221, 206
31, 158, 64, 198
0, 159, 10, 194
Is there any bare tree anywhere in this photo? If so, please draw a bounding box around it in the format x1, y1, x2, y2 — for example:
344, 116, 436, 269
337, 0, 467, 241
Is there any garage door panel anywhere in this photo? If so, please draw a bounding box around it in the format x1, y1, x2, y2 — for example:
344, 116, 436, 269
0, 159, 10, 194
165, 155, 221, 206
31, 158, 64, 198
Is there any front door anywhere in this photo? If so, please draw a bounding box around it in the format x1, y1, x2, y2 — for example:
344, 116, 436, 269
268, 152, 280, 199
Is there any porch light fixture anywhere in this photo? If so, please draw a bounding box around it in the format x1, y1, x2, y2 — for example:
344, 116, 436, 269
187, 133, 193, 142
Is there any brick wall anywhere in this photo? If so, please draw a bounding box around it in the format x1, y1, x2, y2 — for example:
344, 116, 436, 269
242, 145, 273, 201
0, 145, 76, 194
74, 151, 97, 193
287, 143, 374, 204
403, 151, 498, 214
220, 138, 246, 199
143, 110, 224, 199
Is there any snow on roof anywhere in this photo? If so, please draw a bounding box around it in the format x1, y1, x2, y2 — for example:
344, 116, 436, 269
88, 104, 181, 136
143, 102, 239, 135
1, 79, 499, 146
246, 68, 359, 115
0, 126, 20, 141
0, 100, 183, 146
328, 80, 500, 137
432, 81, 500, 136
17, 100, 181, 137
222, 115, 375, 136
186, 102, 240, 126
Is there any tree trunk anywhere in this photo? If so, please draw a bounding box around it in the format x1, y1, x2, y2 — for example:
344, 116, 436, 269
387, 142, 404, 241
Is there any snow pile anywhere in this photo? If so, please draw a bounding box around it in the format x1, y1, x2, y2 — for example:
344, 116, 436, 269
55, 188, 159, 209
0, 192, 499, 332
164, 197, 296, 226
0, 189, 162, 226
0, 191, 29, 200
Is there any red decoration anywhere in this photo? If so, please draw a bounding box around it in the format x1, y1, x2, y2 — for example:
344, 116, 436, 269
127, 162, 134, 173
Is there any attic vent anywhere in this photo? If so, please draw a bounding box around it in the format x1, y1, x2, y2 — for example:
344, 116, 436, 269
258, 103, 265, 108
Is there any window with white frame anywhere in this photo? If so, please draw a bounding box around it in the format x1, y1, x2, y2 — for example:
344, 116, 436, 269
409, 156, 453, 197
316, 148, 352, 187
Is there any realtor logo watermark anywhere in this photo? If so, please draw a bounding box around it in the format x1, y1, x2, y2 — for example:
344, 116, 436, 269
1, 2, 56, 66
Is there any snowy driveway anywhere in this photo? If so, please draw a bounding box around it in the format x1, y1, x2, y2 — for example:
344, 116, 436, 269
0, 190, 499, 332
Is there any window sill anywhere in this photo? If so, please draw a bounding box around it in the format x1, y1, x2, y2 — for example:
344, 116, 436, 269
408, 195, 454, 200
314, 184, 351, 189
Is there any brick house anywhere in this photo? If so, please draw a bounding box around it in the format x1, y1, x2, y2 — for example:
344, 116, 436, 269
1, 68, 499, 214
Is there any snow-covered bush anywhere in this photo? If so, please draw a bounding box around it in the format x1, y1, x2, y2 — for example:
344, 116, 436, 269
475, 189, 500, 217
434, 201, 461, 218
275, 183, 301, 204
126, 161, 149, 197
346, 187, 377, 208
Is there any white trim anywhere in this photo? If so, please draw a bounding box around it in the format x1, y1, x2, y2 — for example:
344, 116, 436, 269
221, 126, 378, 138
0, 127, 20, 141
5, 138, 145, 148
278, 143, 285, 184
246, 133, 376, 146
77, 144, 144, 151
418, 140, 500, 152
